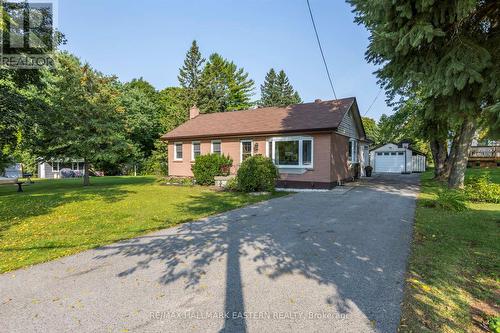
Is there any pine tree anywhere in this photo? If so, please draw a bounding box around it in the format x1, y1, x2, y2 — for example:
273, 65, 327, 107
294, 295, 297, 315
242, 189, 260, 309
177, 40, 205, 106
198, 53, 254, 113
259, 69, 279, 107
348, 0, 499, 188
259, 68, 301, 107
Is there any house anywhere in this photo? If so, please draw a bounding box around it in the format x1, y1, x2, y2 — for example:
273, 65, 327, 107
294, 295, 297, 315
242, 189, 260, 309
370, 142, 426, 173
38, 159, 85, 179
161, 97, 370, 189
467, 139, 499, 168
2, 163, 22, 178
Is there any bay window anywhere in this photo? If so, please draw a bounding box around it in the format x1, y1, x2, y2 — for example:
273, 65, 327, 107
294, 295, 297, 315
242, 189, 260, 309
267, 136, 313, 168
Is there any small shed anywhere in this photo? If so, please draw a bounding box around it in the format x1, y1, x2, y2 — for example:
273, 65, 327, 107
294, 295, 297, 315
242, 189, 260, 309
370, 142, 426, 173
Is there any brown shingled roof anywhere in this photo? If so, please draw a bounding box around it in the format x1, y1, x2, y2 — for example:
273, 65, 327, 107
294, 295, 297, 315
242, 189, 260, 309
161, 97, 356, 140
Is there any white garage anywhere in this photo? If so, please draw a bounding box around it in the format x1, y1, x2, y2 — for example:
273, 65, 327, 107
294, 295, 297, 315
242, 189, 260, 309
370, 143, 426, 173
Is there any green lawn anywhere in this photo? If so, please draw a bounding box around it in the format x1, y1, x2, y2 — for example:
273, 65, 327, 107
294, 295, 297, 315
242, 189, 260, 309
0, 176, 283, 273
400, 168, 500, 333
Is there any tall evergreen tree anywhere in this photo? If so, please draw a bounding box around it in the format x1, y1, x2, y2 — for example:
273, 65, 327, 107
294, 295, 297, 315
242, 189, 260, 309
259, 69, 279, 107
349, 0, 499, 188
177, 40, 205, 106
259, 68, 301, 107
198, 53, 254, 113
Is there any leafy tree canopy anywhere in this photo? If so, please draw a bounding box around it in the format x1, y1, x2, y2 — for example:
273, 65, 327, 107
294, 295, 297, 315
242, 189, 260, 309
26, 53, 136, 185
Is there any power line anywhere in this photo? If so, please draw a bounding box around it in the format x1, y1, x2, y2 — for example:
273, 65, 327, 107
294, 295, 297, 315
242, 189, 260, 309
306, 0, 337, 100
364, 88, 382, 116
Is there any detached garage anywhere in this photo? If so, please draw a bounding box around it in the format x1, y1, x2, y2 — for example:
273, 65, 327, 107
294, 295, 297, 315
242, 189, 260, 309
370, 142, 426, 173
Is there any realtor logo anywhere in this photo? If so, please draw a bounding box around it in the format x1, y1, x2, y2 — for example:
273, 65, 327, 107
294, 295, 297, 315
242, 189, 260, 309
0, 0, 57, 68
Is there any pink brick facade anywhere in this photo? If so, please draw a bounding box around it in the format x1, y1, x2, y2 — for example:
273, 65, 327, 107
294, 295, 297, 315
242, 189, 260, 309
167, 131, 357, 188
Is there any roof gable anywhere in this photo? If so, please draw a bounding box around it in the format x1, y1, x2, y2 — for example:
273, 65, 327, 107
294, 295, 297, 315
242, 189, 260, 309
335, 99, 366, 140
162, 97, 357, 140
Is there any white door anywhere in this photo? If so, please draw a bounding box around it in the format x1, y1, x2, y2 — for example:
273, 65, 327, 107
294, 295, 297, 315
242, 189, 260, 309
374, 151, 405, 173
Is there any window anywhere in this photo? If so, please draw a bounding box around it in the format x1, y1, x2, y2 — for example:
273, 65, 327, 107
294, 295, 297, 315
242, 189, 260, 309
211, 140, 221, 155
267, 136, 313, 168
241, 140, 253, 162
276, 141, 299, 165
51, 161, 59, 172
191, 141, 201, 161
398, 152, 404, 155
376, 152, 382, 156
390, 152, 397, 155
174, 142, 183, 161
348, 139, 358, 163
302, 140, 312, 165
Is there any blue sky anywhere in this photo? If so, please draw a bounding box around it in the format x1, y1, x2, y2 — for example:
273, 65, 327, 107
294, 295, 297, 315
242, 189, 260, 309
58, 0, 390, 121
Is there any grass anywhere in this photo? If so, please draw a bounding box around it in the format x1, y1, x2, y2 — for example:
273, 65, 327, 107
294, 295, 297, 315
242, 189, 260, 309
400, 168, 500, 333
0, 176, 285, 273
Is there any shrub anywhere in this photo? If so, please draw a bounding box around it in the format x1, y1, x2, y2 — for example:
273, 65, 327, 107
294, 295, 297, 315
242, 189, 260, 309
464, 174, 500, 203
435, 189, 468, 211
224, 176, 239, 192
236, 155, 279, 192
191, 154, 233, 185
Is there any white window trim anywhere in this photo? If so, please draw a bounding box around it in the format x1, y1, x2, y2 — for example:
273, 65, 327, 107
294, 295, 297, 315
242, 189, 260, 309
349, 138, 358, 163
173, 142, 183, 161
240, 140, 253, 162
211, 140, 222, 154
191, 141, 201, 161
266, 136, 314, 169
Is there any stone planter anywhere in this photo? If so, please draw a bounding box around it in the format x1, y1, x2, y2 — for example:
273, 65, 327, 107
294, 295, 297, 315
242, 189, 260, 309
214, 175, 235, 188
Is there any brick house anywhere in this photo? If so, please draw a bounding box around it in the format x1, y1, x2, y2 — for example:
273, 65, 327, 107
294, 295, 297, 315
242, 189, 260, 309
161, 97, 369, 189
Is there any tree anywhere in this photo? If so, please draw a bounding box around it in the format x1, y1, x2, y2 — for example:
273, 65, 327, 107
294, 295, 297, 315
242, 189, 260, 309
120, 79, 161, 159
259, 68, 301, 107
361, 117, 379, 144
198, 53, 254, 113
28, 53, 135, 185
158, 87, 189, 132
178, 40, 205, 107
349, 1, 499, 188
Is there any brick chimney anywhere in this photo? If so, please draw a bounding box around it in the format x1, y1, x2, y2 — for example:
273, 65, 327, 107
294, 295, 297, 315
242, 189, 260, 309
314, 99, 322, 103
189, 105, 200, 119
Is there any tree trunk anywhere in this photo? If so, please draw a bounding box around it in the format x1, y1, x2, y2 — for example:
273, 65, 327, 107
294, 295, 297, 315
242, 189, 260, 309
430, 138, 449, 180
448, 117, 476, 189
83, 159, 90, 186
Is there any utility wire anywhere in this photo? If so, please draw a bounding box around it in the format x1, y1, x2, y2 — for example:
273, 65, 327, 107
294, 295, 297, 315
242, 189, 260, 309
306, 0, 337, 100
363, 88, 382, 116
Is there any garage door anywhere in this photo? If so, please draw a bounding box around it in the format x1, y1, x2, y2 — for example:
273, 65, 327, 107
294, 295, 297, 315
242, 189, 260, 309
374, 152, 405, 173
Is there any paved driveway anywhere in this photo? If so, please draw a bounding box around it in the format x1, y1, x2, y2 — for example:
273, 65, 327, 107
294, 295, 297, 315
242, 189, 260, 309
0, 174, 419, 333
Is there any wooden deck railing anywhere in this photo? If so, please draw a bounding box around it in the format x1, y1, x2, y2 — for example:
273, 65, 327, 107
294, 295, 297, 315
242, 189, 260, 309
469, 146, 499, 158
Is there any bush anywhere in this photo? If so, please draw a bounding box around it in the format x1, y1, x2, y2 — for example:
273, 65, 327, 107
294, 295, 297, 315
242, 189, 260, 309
141, 142, 168, 176
436, 189, 468, 211
464, 174, 500, 203
236, 155, 279, 192
191, 154, 233, 185
224, 176, 239, 192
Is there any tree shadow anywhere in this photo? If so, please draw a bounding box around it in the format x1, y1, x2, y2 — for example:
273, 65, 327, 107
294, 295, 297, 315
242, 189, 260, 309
94, 175, 420, 332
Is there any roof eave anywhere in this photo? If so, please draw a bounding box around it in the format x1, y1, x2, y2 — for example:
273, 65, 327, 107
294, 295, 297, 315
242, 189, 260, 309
161, 127, 338, 141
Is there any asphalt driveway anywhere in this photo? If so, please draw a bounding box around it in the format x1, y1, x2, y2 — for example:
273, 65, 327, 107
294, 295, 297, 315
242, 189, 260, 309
0, 173, 419, 333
